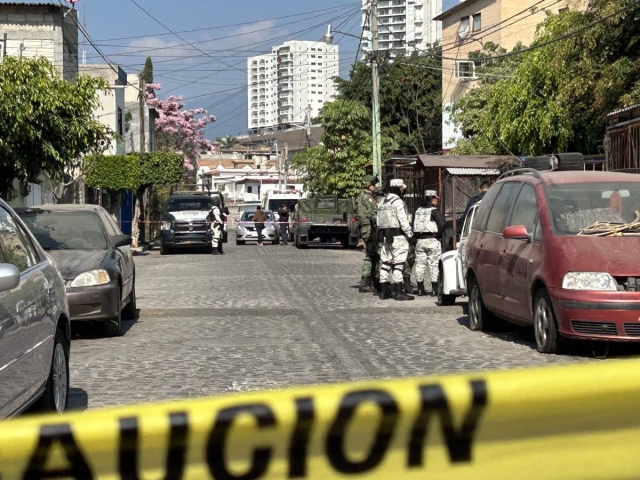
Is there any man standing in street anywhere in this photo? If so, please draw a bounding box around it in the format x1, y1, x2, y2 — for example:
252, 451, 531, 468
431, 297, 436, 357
208, 198, 224, 255
253, 206, 267, 246
464, 181, 490, 219
277, 204, 290, 246
413, 190, 445, 296
377, 179, 417, 301
355, 175, 378, 293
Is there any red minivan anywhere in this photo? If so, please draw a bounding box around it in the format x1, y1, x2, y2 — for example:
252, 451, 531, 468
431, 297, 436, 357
466, 168, 640, 353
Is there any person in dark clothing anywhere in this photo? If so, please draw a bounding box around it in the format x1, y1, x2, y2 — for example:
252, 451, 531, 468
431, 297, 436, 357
253, 206, 267, 246
277, 204, 290, 245
464, 182, 490, 219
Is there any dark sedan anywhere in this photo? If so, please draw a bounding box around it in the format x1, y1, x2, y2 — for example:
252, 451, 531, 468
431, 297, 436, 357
16, 205, 135, 337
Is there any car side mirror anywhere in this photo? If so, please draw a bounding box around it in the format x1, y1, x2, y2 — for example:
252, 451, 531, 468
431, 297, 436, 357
503, 225, 530, 241
112, 234, 132, 248
0, 264, 20, 292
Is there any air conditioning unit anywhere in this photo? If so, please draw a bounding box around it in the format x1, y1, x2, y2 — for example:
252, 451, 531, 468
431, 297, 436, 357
455, 60, 477, 80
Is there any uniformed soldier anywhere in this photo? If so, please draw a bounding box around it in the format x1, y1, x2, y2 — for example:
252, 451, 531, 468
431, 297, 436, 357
208, 198, 223, 255
372, 186, 386, 294
355, 175, 379, 293
412, 190, 445, 296
377, 179, 417, 301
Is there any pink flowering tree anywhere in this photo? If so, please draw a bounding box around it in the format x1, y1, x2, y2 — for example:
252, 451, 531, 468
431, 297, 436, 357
145, 83, 216, 175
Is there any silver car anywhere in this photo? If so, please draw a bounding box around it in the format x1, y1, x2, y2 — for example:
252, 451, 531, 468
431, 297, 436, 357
0, 199, 70, 417
235, 211, 278, 245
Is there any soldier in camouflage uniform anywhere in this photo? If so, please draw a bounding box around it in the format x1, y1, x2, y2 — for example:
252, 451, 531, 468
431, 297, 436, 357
355, 175, 379, 293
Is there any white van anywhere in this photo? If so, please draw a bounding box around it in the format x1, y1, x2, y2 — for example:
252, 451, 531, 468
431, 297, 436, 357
263, 191, 302, 221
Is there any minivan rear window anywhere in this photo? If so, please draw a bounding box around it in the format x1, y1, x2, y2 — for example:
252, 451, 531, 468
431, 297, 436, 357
547, 182, 640, 234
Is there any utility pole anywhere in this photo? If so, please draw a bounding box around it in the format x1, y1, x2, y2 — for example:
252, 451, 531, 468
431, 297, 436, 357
371, 0, 382, 179
138, 74, 146, 153
305, 104, 312, 149
284, 143, 288, 190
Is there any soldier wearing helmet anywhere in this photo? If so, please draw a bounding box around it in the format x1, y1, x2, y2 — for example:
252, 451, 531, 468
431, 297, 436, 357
376, 179, 417, 301
355, 175, 379, 293
412, 190, 445, 296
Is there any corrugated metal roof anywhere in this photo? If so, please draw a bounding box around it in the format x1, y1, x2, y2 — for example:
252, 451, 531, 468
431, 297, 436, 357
607, 104, 640, 118
445, 167, 501, 176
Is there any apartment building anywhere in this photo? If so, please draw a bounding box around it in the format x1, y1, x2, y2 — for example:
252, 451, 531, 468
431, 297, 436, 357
361, 0, 443, 56
435, 0, 587, 150
247, 40, 339, 133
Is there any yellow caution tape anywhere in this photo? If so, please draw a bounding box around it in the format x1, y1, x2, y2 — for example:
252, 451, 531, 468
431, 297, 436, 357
2, 358, 640, 479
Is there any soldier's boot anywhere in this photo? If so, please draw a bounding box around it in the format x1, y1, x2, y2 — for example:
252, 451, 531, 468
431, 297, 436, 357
212, 249, 220, 255
416, 281, 426, 296
403, 277, 414, 294
371, 277, 382, 294
431, 282, 438, 297
379, 283, 393, 300
393, 283, 415, 301
359, 277, 374, 293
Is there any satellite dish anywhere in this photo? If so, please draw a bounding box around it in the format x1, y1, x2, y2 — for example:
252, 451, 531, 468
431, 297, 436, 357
458, 21, 469, 39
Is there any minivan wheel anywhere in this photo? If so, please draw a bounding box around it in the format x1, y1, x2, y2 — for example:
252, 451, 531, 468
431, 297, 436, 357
534, 288, 559, 354
35, 329, 69, 413
468, 277, 495, 331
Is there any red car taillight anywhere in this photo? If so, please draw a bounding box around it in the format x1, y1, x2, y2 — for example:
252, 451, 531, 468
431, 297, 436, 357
301, 217, 307, 222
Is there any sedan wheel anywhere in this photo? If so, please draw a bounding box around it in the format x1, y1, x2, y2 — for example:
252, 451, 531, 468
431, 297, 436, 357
52, 342, 68, 413
534, 289, 559, 354
35, 329, 69, 413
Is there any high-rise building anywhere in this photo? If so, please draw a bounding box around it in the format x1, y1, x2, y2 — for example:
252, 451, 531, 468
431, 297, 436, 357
361, 0, 443, 56
247, 40, 339, 132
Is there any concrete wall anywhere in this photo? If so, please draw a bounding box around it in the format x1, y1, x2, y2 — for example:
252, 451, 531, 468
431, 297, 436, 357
0, 3, 78, 80
80, 64, 127, 155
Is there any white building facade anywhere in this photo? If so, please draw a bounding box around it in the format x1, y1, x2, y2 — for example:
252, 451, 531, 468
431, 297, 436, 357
247, 40, 339, 133
361, 0, 442, 56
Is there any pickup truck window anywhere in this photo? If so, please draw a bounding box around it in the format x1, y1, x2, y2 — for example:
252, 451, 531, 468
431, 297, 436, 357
167, 199, 214, 212
317, 198, 337, 209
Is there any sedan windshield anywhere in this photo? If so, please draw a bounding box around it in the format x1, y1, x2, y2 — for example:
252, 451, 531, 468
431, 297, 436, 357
167, 199, 214, 212
547, 182, 640, 234
241, 212, 274, 221
20, 212, 107, 250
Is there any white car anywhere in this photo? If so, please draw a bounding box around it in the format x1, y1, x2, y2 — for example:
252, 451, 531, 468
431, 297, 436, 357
437, 202, 480, 306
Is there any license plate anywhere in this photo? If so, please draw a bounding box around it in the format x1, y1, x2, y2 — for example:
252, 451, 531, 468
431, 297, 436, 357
183, 211, 199, 216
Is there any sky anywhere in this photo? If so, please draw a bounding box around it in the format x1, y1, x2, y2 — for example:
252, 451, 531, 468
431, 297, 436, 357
55, 0, 458, 139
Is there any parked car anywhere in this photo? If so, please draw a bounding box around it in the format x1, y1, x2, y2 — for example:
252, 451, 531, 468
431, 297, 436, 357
16, 205, 135, 337
466, 164, 640, 353
236, 201, 263, 222
235, 211, 278, 245
0, 199, 70, 417
438, 202, 481, 306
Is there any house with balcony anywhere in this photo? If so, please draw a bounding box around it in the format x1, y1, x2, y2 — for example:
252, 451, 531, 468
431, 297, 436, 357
434, 0, 587, 151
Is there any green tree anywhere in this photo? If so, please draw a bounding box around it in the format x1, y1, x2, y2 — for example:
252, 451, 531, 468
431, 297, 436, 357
334, 47, 443, 154
293, 100, 393, 197
141, 57, 154, 84
451, 0, 640, 156
0, 56, 111, 194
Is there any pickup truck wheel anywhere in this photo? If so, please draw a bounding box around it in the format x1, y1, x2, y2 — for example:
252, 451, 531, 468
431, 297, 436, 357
437, 268, 456, 306
295, 234, 306, 249
160, 243, 170, 255
340, 238, 349, 248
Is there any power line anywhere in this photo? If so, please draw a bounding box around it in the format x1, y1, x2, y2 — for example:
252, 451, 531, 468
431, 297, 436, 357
93, 3, 361, 42
127, 0, 245, 74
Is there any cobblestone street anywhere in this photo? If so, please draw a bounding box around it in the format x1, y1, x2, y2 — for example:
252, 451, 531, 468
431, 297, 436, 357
68, 236, 588, 410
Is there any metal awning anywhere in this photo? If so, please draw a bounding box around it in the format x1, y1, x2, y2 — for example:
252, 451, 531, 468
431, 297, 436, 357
445, 168, 501, 176
417, 155, 514, 168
